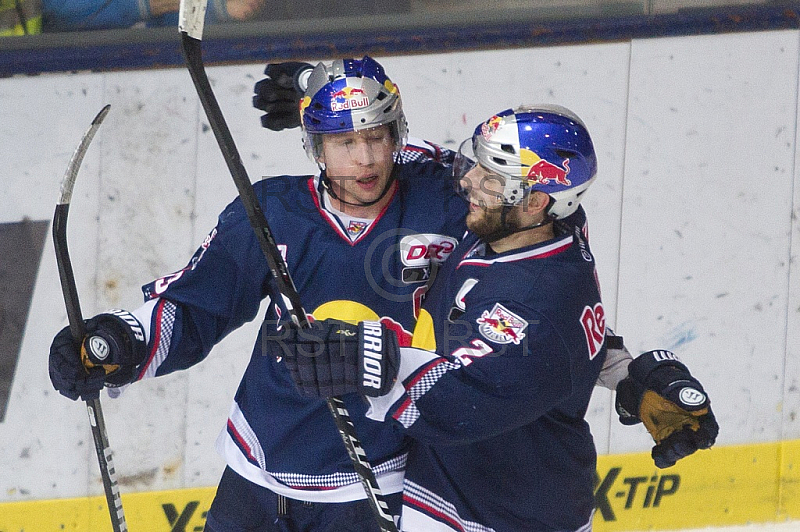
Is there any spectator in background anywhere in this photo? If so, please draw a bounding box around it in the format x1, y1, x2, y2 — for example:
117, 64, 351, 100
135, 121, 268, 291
1, 0, 41, 35
41, 0, 264, 32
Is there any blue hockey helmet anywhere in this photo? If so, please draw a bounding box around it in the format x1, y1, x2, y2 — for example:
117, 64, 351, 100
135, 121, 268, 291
455, 104, 597, 219
300, 56, 408, 161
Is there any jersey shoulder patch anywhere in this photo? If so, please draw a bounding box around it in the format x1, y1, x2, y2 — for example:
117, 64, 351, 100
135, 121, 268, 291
476, 303, 528, 345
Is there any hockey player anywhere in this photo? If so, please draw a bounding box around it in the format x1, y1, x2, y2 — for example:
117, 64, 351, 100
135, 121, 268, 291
50, 56, 467, 531
271, 105, 718, 530
48, 58, 716, 531
254, 61, 718, 472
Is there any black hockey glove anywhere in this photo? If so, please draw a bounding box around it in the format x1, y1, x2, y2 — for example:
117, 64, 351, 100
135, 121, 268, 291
253, 62, 313, 131
49, 310, 148, 401
266, 319, 400, 398
616, 350, 719, 468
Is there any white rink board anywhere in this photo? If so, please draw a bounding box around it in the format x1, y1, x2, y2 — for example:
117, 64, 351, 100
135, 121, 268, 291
0, 28, 798, 523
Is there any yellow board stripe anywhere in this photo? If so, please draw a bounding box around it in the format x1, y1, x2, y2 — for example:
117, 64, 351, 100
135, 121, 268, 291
1, 439, 798, 530
594, 439, 800, 530
0, 487, 217, 531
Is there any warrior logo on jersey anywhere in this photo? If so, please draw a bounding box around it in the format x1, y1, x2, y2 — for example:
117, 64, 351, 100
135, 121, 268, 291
477, 303, 528, 345
331, 86, 369, 112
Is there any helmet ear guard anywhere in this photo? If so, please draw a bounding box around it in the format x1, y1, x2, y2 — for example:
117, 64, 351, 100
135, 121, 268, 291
459, 104, 597, 220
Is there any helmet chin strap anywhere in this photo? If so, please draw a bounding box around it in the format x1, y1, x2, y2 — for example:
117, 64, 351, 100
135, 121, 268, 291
320, 157, 399, 209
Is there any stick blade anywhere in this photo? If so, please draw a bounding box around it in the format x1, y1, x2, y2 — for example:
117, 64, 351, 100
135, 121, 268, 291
58, 104, 111, 206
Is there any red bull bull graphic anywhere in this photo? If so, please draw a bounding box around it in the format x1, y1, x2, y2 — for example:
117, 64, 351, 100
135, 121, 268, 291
481, 115, 504, 140
520, 148, 571, 186
298, 96, 311, 128
476, 303, 528, 345
330, 86, 369, 112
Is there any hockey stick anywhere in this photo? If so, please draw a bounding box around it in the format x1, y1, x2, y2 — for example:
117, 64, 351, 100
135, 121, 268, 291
178, 3, 398, 531
52, 104, 127, 532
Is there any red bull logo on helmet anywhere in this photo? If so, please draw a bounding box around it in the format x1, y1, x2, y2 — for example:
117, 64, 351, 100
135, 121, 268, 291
330, 86, 369, 112
481, 115, 504, 140
520, 148, 571, 186
299, 96, 312, 128
476, 303, 528, 345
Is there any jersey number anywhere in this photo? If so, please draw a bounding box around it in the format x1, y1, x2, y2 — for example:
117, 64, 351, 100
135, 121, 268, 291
451, 339, 493, 366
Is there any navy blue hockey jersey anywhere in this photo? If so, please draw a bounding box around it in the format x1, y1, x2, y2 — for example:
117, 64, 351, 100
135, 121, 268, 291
134, 142, 468, 502
365, 209, 607, 530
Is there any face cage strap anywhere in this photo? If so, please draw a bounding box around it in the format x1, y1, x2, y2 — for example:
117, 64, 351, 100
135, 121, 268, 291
320, 152, 400, 208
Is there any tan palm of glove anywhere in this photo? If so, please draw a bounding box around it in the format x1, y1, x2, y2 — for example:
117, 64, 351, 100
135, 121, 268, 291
617, 351, 719, 468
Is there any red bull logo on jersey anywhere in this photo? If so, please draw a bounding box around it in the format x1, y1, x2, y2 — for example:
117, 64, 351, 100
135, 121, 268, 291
480, 115, 504, 140
330, 86, 369, 112
310, 300, 413, 346
477, 303, 528, 345
520, 148, 571, 186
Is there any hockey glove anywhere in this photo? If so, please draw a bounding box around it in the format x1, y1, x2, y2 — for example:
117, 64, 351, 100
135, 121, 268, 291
616, 350, 719, 468
253, 62, 313, 131
49, 310, 148, 401
267, 319, 400, 398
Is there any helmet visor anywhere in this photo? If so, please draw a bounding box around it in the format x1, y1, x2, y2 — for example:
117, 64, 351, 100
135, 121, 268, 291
454, 138, 509, 208
306, 123, 404, 162
319, 126, 395, 161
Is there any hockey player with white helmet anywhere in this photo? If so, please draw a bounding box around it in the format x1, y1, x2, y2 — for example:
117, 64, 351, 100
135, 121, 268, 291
275, 105, 718, 530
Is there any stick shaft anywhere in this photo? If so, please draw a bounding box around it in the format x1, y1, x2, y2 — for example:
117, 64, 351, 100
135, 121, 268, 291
52, 105, 127, 532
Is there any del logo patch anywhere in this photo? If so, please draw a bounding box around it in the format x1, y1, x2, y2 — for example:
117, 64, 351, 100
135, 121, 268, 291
400, 233, 458, 266
347, 221, 368, 239
476, 303, 527, 345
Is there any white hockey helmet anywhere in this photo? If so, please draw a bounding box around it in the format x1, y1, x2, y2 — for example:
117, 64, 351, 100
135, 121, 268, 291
455, 104, 597, 219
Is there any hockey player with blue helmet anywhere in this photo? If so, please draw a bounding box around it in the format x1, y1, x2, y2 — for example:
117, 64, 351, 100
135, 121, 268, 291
49, 55, 467, 531
299, 56, 410, 211
453, 104, 597, 235
277, 105, 718, 531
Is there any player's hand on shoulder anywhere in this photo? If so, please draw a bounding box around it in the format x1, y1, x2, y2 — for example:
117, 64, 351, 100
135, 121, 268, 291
266, 319, 399, 398
615, 350, 718, 468
49, 310, 148, 401
253, 62, 313, 131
